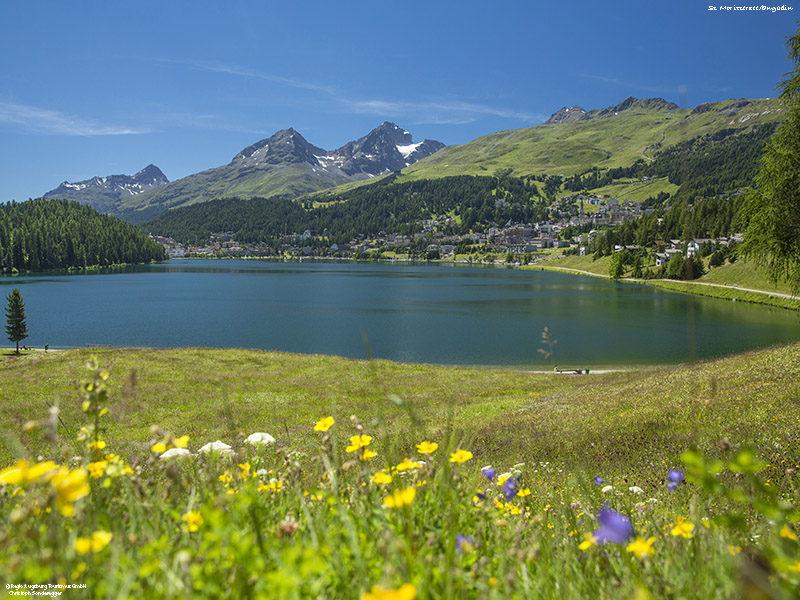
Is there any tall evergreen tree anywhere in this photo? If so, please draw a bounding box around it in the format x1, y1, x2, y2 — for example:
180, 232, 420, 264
741, 24, 800, 294
5, 288, 28, 354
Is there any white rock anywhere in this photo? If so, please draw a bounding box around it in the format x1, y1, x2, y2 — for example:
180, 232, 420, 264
198, 441, 233, 455
245, 432, 276, 446
159, 448, 191, 461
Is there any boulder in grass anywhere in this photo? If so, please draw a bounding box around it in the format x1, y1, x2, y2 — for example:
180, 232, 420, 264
198, 441, 234, 455
160, 448, 191, 461
245, 432, 276, 446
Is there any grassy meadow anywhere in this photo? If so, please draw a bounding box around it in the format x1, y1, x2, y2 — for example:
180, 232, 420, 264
538, 254, 800, 311
1, 345, 799, 598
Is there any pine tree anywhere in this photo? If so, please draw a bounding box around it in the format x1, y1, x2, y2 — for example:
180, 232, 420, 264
741, 24, 800, 294
5, 288, 28, 354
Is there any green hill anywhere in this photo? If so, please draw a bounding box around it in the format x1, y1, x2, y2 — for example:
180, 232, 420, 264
401, 97, 783, 180
0, 198, 165, 272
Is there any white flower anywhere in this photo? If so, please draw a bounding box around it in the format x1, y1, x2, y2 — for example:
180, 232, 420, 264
159, 448, 191, 461
198, 441, 233, 455
245, 432, 276, 446
628, 486, 644, 494
601, 485, 615, 493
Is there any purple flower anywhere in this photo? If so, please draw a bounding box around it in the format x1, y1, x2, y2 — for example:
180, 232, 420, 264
593, 506, 633, 544
455, 534, 474, 554
666, 469, 684, 491
481, 466, 496, 482
594, 475, 604, 487
503, 477, 518, 501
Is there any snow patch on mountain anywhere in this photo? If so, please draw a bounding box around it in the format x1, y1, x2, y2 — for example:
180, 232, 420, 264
397, 142, 423, 158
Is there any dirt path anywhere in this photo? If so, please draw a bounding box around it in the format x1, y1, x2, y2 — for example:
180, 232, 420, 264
538, 265, 796, 299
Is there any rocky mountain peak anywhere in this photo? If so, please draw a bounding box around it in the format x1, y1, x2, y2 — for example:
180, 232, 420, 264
133, 164, 169, 185
232, 128, 325, 166
545, 106, 587, 124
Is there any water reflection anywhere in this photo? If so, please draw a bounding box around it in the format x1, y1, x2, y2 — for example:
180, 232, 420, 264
3, 259, 799, 368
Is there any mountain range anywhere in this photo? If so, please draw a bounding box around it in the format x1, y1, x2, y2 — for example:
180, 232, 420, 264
44, 165, 169, 215
44, 122, 443, 223
42, 97, 785, 223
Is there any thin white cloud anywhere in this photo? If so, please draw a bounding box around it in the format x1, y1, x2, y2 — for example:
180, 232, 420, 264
160, 58, 337, 95
0, 102, 147, 135
342, 98, 545, 123
161, 58, 544, 125
579, 73, 674, 96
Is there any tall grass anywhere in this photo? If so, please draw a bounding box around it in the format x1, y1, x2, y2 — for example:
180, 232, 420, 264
1, 350, 799, 598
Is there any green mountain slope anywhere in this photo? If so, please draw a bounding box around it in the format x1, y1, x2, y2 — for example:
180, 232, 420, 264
400, 97, 783, 180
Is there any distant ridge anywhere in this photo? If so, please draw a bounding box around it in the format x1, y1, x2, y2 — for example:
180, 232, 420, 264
403, 96, 783, 181
44, 165, 169, 214
55, 122, 443, 223
546, 97, 680, 124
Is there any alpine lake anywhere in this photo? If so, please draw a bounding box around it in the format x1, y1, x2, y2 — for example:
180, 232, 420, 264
4, 259, 800, 370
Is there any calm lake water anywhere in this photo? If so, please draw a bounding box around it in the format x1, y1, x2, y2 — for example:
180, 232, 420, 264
3, 259, 800, 368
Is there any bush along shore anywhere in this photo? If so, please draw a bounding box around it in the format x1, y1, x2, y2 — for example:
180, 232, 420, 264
0, 353, 799, 598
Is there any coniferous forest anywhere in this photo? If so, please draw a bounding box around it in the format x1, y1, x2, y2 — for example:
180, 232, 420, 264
0, 198, 166, 272
141, 174, 548, 245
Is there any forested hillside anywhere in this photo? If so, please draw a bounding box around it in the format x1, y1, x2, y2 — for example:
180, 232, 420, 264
0, 199, 166, 272
563, 123, 777, 198
142, 174, 548, 245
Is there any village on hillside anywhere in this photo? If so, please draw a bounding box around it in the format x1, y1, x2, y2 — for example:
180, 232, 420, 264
153, 193, 741, 267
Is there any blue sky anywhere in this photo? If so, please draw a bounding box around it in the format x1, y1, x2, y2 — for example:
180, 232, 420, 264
0, 1, 797, 203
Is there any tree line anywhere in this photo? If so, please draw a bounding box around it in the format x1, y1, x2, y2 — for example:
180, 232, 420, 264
562, 123, 776, 202
142, 174, 551, 246
0, 198, 166, 272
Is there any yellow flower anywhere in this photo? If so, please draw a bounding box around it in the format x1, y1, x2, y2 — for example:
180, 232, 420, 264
87, 440, 106, 451
91, 530, 112, 552
25, 461, 59, 483
626, 536, 656, 558
727, 545, 742, 556
173, 435, 190, 448
238, 462, 251, 481
395, 458, 421, 472
346, 435, 373, 453
259, 480, 283, 493
314, 416, 335, 432
0, 459, 32, 485
517, 488, 532, 497
779, 525, 798, 541
150, 442, 168, 454
670, 517, 694, 539
50, 468, 90, 516
578, 533, 597, 550
449, 449, 473, 464
415, 441, 438, 455
362, 583, 416, 600
383, 487, 416, 509
373, 471, 393, 485
182, 511, 203, 532
788, 561, 800, 573
361, 449, 378, 461
74, 530, 111, 555
74, 537, 93, 556
87, 461, 108, 479
219, 471, 233, 485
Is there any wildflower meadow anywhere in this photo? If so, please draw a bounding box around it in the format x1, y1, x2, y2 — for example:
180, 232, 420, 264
0, 349, 799, 598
